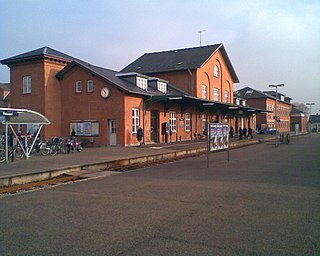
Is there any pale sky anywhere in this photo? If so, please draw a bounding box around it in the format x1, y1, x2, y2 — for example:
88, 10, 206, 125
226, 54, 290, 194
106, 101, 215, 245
1, 0, 319, 114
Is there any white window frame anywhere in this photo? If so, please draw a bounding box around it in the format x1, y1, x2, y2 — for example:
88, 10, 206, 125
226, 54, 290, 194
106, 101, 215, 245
87, 80, 93, 92
224, 90, 229, 103
214, 65, 219, 78
157, 81, 167, 94
23, 76, 32, 94
214, 88, 219, 101
202, 114, 207, 132
132, 108, 140, 133
185, 113, 191, 131
201, 85, 207, 99
169, 112, 177, 132
76, 81, 82, 93
136, 77, 148, 90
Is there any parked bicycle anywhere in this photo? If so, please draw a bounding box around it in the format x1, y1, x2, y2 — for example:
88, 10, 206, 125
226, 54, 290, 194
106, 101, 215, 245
0, 145, 23, 163
67, 137, 82, 153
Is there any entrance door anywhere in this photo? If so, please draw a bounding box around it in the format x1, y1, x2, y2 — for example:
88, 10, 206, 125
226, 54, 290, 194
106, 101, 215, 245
109, 120, 116, 146
151, 110, 159, 142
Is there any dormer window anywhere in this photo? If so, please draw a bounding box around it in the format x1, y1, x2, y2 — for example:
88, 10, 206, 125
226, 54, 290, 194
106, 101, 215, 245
137, 77, 148, 90
214, 65, 219, 78
157, 81, 167, 94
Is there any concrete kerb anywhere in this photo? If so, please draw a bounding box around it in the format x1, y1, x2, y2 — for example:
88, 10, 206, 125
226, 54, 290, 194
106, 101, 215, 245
0, 166, 83, 187
0, 134, 305, 188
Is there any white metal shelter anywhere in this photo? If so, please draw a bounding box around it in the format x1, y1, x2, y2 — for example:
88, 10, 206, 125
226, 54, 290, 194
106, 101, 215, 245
0, 108, 50, 163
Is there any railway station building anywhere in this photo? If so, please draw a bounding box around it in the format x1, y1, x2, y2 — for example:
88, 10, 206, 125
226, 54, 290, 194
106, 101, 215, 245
1, 44, 265, 146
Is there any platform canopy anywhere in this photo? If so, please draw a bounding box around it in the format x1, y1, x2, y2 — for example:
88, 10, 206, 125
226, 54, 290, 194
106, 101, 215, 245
0, 108, 50, 163
0, 107, 50, 125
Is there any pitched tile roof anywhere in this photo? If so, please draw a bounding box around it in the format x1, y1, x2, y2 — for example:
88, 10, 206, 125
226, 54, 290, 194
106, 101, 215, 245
0, 46, 85, 66
310, 114, 320, 123
234, 86, 270, 99
121, 44, 239, 83
56, 61, 186, 97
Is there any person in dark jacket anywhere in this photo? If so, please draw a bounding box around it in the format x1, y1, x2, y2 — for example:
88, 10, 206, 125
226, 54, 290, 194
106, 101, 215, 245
243, 127, 248, 139
239, 127, 243, 140
229, 126, 234, 139
248, 127, 253, 139
137, 127, 143, 146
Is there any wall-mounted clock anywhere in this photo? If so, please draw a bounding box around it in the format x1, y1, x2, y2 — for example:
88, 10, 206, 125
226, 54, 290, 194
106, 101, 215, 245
100, 87, 111, 99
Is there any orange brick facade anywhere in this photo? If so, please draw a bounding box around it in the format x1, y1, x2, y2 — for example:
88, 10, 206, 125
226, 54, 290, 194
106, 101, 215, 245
245, 97, 292, 133
2, 45, 261, 146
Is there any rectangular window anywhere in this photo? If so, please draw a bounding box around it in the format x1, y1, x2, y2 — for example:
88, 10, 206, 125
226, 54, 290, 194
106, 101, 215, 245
224, 91, 229, 103
157, 81, 167, 94
87, 80, 93, 92
214, 65, 219, 78
136, 77, 148, 90
76, 81, 82, 93
23, 76, 32, 94
202, 85, 207, 99
185, 113, 191, 131
202, 114, 207, 132
132, 108, 140, 133
169, 112, 177, 132
214, 88, 219, 101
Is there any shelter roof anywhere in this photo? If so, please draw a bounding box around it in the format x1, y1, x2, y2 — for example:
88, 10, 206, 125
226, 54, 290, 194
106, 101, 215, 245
0, 108, 50, 124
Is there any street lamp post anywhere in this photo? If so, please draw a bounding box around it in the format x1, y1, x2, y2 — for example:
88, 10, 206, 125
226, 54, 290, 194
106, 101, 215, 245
269, 83, 284, 147
306, 102, 315, 133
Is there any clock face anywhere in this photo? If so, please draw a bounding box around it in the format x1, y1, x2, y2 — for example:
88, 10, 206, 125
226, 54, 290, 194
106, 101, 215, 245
100, 87, 110, 98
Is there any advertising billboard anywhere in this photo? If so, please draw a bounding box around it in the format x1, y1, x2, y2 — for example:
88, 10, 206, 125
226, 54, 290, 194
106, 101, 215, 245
209, 123, 229, 152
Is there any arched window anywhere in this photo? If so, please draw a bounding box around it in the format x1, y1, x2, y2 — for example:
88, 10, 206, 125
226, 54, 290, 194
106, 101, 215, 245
214, 65, 219, 78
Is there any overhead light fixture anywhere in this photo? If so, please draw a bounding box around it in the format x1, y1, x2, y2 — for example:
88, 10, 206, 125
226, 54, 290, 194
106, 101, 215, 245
168, 97, 183, 100
202, 102, 214, 106
228, 106, 238, 109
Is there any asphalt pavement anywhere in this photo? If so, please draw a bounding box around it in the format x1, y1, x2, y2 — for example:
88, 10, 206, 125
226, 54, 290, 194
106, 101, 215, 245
0, 133, 319, 255
0, 134, 274, 185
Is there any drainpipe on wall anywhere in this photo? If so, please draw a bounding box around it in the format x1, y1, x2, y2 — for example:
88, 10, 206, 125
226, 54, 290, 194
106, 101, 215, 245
188, 68, 198, 137
143, 96, 153, 145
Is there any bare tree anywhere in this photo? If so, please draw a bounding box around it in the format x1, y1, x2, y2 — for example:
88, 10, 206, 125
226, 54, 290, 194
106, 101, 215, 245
292, 102, 309, 114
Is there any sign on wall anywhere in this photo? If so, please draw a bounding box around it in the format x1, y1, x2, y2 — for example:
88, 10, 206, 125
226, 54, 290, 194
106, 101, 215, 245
208, 123, 229, 152
70, 121, 100, 136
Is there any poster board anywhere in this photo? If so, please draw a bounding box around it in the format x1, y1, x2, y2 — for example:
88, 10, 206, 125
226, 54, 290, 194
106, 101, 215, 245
208, 123, 229, 152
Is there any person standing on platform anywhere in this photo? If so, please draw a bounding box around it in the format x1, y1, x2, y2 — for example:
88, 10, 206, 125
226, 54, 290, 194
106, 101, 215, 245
137, 127, 144, 146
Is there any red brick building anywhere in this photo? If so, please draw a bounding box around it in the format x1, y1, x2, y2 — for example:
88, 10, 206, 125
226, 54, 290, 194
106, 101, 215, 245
290, 107, 308, 133
1, 44, 264, 146
235, 87, 292, 133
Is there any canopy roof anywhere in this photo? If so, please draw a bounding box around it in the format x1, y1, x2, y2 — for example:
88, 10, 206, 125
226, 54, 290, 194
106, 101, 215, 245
0, 108, 50, 125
